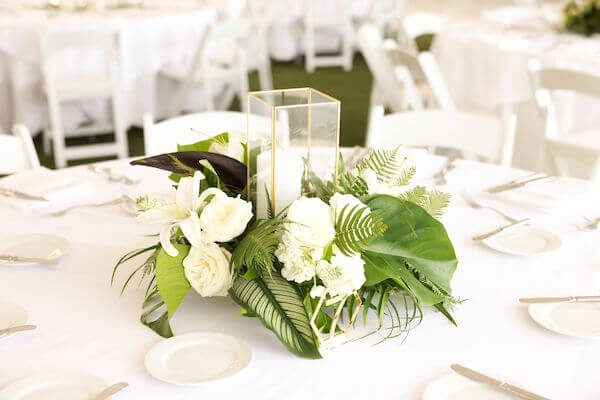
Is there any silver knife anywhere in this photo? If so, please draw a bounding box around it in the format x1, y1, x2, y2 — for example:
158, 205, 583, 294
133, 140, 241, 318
93, 382, 129, 400
0, 324, 37, 337
451, 364, 550, 400
485, 175, 553, 194
0, 255, 59, 264
0, 188, 48, 201
520, 296, 600, 304
473, 218, 530, 241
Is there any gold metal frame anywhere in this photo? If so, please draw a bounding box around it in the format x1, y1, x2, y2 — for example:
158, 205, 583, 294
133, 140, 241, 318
246, 88, 341, 213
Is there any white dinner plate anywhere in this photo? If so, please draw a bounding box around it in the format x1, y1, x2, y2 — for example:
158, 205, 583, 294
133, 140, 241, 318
0, 302, 27, 342
145, 332, 252, 385
481, 225, 561, 256
528, 302, 600, 338
0, 372, 106, 400
422, 373, 517, 400
0, 234, 70, 266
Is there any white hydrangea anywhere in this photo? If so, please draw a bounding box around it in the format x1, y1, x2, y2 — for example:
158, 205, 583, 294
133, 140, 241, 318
316, 250, 366, 297
275, 232, 321, 283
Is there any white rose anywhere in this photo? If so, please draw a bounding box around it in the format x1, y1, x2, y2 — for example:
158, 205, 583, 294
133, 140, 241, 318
286, 197, 335, 248
329, 193, 368, 220
316, 250, 365, 297
199, 189, 253, 243
183, 242, 232, 297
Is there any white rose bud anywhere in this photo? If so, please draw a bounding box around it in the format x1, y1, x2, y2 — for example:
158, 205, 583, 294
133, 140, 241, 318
286, 197, 335, 247
329, 193, 368, 220
183, 242, 232, 297
199, 190, 253, 243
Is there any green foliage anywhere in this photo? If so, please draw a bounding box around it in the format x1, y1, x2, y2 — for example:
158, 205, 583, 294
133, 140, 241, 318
334, 204, 387, 256
155, 244, 191, 318
141, 285, 174, 338
361, 195, 458, 325
229, 273, 321, 359
564, 0, 600, 36
398, 186, 451, 218
354, 147, 410, 186
231, 219, 284, 276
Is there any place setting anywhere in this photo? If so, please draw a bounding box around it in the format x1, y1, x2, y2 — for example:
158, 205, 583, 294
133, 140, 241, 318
520, 295, 600, 339
459, 171, 588, 257
0, 302, 35, 342
0, 374, 128, 400
0, 233, 70, 267
423, 364, 550, 400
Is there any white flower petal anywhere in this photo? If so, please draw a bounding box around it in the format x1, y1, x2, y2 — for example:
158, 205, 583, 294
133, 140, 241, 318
176, 171, 203, 212
160, 224, 179, 257
179, 212, 202, 248
136, 204, 185, 225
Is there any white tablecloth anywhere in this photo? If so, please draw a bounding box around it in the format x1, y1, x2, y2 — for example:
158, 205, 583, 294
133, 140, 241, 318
2, 155, 599, 399
0, 6, 216, 133
433, 6, 600, 173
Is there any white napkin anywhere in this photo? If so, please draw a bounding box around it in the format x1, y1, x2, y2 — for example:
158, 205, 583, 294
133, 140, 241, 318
0, 167, 93, 212
474, 176, 600, 218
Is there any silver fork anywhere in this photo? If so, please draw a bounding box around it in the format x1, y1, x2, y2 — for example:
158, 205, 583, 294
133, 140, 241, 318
461, 190, 519, 223
50, 198, 122, 217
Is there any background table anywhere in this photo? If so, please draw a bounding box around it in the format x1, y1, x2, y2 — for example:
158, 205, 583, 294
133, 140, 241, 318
1, 154, 599, 398
433, 6, 600, 173
0, 6, 216, 133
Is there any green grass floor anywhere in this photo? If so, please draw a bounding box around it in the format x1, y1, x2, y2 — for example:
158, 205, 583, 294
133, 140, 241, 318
35, 54, 373, 169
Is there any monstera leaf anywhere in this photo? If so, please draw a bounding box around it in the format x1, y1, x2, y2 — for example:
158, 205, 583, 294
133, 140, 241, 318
131, 151, 247, 190
229, 273, 321, 359
362, 195, 458, 307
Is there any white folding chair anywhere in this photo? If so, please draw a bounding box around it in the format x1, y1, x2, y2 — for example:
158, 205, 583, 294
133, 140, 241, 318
41, 29, 127, 169
398, 12, 448, 52
0, 124, 40, 175
529, 59, 600, 180
358, 25, 455, 136
160, 20, 251, 116
369, 0, 406, 35
304, 0, 353, 72
143, 111, 273, 156
366, 107, 516, 167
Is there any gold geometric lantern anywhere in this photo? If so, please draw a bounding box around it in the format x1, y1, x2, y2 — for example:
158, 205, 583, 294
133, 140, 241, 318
246, 88, 341, 219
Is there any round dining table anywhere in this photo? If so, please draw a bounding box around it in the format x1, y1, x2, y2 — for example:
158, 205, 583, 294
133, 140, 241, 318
1, 153, 599, 399
0, 5, 216, 134
433, 6, 600, 174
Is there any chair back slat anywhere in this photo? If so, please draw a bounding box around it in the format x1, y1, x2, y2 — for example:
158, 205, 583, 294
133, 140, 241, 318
368, 110, 516, 166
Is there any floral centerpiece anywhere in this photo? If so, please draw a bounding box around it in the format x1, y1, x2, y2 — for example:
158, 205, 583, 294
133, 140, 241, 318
114, 92, 458, 359
563, 0, 600, 35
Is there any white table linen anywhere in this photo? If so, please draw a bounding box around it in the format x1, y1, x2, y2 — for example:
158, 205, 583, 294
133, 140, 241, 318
1, 155, 600, 399
0, 6, 216, 133
433, 6, 600, 172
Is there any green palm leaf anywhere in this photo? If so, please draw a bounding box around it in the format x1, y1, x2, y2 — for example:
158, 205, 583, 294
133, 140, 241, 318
229, 273, 321, 359
335, 204, 387, 256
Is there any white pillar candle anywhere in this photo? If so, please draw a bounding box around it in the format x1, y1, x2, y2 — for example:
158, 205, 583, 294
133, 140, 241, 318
255, 150, 304, 219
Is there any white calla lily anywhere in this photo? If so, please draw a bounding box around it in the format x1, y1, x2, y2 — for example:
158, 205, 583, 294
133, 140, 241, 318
137, 171, 205, 256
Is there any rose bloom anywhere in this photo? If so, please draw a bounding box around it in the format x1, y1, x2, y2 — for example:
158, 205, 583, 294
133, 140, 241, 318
198, 188, 253, 243
286, 197, 335, 248
183, 242, 232, 297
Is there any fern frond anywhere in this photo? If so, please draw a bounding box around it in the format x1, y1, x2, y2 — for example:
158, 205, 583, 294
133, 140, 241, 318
337, 172, 369, 197
421, 190, 451, 218
232, 219, 284, 274
398, 186, 450, 218
397, 166, 416, 186
354, 147, 408, 186
334, 204, 387, 256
